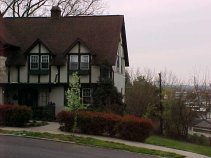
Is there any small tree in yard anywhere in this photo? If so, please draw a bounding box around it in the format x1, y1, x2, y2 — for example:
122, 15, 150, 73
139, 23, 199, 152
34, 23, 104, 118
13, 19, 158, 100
66, 72, 87, 134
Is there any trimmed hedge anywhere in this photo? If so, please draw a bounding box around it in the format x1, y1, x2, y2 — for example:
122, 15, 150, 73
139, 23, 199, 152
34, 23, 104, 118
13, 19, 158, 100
118, 115, 154, 141
57, 110, 74, 131
57, 111, 153, 142
0, 104, 32, 127
77, 111, 121, 135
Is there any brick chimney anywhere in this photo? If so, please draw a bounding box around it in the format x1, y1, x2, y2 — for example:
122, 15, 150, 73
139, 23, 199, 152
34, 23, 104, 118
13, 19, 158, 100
51, 6, 61, 18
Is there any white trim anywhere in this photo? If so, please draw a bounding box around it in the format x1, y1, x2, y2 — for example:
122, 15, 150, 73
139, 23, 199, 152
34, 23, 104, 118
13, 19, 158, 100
82, 88, 91, 97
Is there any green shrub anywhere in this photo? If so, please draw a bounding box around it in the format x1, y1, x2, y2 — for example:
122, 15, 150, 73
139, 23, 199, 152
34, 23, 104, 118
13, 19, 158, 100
118, 115, 154, 142
0, 104, 32, 127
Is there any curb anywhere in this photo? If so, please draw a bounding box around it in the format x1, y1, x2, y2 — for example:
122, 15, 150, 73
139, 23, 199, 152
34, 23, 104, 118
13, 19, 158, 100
0, 133, 76, 145
0, 133, 165, 158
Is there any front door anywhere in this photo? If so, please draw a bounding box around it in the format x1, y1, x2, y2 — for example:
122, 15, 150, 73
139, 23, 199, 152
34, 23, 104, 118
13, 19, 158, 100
18, 88, 38, 108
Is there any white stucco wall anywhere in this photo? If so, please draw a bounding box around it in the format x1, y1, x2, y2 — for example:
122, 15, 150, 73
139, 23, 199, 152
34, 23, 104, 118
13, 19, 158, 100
0, 56, 7, 104
91, 66, 100, 83
30, 45, 39, 53
40, 75, 49, 83
0, 56, 7, 83
20, 66, 27, 83
60, 66, 67, 83
49, 86, 64, 114
113, 37, 126, 97
80, 44, 89, 53
10, 67, 17, 83
51, 66, 58, 83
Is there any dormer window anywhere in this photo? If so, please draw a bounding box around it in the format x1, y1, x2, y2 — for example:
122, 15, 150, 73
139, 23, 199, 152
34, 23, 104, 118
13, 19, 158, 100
28, 42, 51, 75
30, 55, 49, 70
80, 55, 89, 70
41, 55, 49, 69
69, 55, 78, 70
69, 54, 90, 75
30, 55, 39, 70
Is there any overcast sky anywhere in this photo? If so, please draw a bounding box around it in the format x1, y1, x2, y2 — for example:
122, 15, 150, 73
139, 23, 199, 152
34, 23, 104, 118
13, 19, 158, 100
106, 0, 211, 83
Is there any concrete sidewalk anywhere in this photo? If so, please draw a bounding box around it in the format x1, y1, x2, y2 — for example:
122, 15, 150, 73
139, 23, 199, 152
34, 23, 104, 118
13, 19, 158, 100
0, 122, 210, 158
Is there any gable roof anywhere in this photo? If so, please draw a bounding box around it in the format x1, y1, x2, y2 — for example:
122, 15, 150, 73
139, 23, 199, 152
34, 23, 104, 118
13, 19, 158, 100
1, 15, 129, 66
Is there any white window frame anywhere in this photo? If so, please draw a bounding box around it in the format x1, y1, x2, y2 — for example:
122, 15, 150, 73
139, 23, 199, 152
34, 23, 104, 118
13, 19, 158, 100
82, 88, 91, 97
40, 55, 49, 70
30, 55, 39, 70
69, 55, 78, 70
80, 55, 89, 70
39, 89, 49, 106
82, 88, 91, 105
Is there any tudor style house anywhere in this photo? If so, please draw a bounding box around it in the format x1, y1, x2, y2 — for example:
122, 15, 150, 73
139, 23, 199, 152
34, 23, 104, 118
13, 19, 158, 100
0, 7, 129, 114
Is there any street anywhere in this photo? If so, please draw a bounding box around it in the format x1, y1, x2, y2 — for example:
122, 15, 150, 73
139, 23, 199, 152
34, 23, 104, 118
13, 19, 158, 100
0, 135, 157, 158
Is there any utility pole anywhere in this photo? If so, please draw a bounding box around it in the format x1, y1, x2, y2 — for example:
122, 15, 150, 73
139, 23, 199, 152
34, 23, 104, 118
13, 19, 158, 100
159, 72, 163, 135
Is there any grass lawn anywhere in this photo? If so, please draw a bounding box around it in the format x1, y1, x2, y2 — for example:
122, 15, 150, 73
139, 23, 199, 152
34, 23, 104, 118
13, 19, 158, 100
0, 129, 184, 158
145, 135, 211, 157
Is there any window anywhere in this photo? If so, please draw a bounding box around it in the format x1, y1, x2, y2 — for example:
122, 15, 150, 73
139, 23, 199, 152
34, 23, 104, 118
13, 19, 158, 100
116, 55, 120, 72
80, 55, 89, 70
69, 55, 78, 70
29, 55, 50, 74
69, 55, 90, 71
39, 89, 49, 106
41, 55, 49, 69
82, 88, 91, 105
30, 55, 39, 70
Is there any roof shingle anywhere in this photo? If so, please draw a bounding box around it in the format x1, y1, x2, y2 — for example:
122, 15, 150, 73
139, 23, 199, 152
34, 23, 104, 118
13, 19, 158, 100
1, 15, 129, 66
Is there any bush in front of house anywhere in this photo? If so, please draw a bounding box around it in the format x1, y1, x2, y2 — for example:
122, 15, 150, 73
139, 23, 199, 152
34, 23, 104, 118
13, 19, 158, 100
77, 111, 121, 135
118, 115, 154, 142
0, 104, 32, 127
57, 111, 153, 142
57, 110, 74, 131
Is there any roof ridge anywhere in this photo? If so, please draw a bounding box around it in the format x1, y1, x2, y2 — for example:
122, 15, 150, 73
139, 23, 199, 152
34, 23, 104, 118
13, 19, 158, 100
4, 15, 124, 19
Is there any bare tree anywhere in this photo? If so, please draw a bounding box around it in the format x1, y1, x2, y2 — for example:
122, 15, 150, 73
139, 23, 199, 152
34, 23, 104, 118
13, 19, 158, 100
0, 0, 105, 17
54, 0, 104, 16
186, 75, 211, 119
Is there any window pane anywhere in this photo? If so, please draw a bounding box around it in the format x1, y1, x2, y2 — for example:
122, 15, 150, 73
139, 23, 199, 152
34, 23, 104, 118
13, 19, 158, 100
80, 55, 89, 70
39, 89, 49, 106
82, 88, 91, 97
41, 55, 49, 69
70, 55, 78, 70
30, 55, 39, 70
82, 88, 91, 105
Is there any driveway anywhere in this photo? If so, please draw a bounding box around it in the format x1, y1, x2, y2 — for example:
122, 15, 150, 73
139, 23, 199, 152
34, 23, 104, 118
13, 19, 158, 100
0, 135, 157, 158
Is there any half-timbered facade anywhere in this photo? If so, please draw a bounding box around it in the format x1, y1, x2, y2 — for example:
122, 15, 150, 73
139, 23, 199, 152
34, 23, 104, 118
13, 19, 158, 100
0, 7, 129, 114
